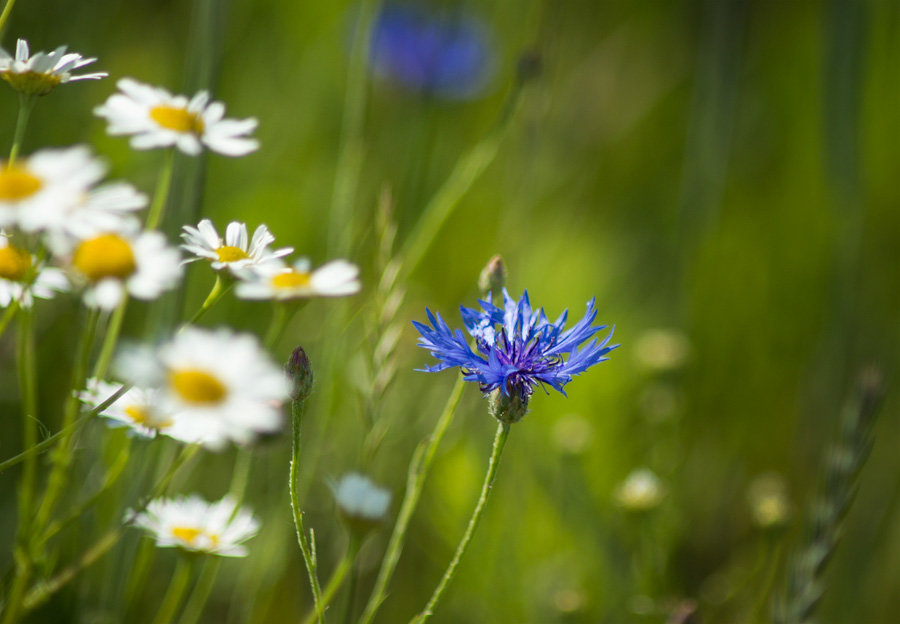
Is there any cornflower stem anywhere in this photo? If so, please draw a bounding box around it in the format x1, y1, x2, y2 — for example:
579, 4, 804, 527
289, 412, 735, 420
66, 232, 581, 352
8, 93, 34, 163
145, 147, 176, 231
152, 557, 194, 624
31, 308, 100, 537
92, 301, 127, 380
186, 273, 234, 326
410, 421, 511, 624
300, 536, 361, 624
0, 384, 130, 474
291, 397, 324, 621
0, 0, 17, 36
21, 444, 201, 613
2, 306, 40, 624
358, 375, 465, 624
0, 298, 19, 341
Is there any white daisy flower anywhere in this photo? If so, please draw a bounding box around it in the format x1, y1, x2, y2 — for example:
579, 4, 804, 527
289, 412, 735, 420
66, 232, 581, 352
79, 378, 168, 438
95, 78, 259, 157
235, 257, 360, 301
181, 219, 292, 274
118, 327, 289, 451
0, 146, 106, 232
132, 495, 259, 557
68, 230, 182, 310
0, 39, 106, 96
0, 236, 68, 307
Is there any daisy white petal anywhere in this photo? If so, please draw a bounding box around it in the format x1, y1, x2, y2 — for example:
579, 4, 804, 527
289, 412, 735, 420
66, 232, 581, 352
235, 257, 360, 301
180, 219, 291, 273
0, 38, 106, 95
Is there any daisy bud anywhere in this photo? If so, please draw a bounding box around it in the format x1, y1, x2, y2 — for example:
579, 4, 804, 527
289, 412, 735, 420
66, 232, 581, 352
488, 387, 528, 424
332, 473, 391, 538
285, 345, 314, 403
477, 254, 506, 297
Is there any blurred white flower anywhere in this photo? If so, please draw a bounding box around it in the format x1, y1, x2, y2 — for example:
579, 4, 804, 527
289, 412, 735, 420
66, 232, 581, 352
181, 219, 291, 274
0, 39, 106, 95
614, 468, 665, 512
40, 182, 146, 251
333, 473, 391, 528
79, 378, 168, 438
95, 78, 259, 156
133, 495, 259, 556
235, 257, 360, 301
747, 472, 791, 530
0, 235, 68, 307
68, 230, 182, 310
0, 146, 105, 232
117, 327, 289, 450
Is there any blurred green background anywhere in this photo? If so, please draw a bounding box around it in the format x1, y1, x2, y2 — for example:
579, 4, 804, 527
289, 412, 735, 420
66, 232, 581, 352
1, 0, 899, 622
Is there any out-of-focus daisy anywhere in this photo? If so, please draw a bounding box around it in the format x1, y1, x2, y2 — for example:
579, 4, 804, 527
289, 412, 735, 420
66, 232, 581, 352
613, 468, 665, 512
118, 327, 289, 450
235, 258, 360, 301
333, 473, 391, 534
133, 495, 259, 556
0, 235, 68, 307
181, 219, 292, 274
95, 78, 259, 157
0, 146, 106, 232
68, 230, 182, 310
0, 39, 106, 96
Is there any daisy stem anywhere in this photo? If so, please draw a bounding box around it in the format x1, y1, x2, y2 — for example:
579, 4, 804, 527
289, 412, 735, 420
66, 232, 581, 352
0, 298, 19, 341
8, 93, 34, 164
175, 558, 221, 624
186, 273, 233, 325
92, 300, 127, 380
1, 306, 39, 624
152, 557, 194, 624
0, 0, 18, 38
291, 397, 325, 622
300, 535, 361, 624
145, 148, 176, 231
410, 421, 511, 624
31, 308, 100, 542
358, 374, 465, 624
21, 444, 201, 614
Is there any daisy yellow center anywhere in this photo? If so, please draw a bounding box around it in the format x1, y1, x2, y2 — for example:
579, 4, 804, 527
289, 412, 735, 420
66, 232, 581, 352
171, 526, 202, 545
73, 234, 137, 282
150, 105, 205, 134
0, 165, 43, 201
271, 270, 312, 290
0, 244, 32, 281
1, 71, 62, 96
170, 369, 228, 404
215, 246, 249, 263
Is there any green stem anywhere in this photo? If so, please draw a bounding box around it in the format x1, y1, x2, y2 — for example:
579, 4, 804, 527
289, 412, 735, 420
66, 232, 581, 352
8, 93, 34, 163
145, 148, 176, 231
0, 299, 19, 341
176, 558, 221, 624
21, 444, 201, 613
300, 537, 361, 624
0, 384, 130, 474
291, 398, 324, 621
186, 273, 234, 326
92, 301, 127, 380
0, 0, 18, 38
32, 308, 100, 536
410, 421, 511, 624
152, 557, 194, 624
359, 375, 465, 624
341, 538, 362, 624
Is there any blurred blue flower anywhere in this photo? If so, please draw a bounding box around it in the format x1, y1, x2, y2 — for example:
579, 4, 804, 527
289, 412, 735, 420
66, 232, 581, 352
369, 3, 495, 100
414, 289, 618, 401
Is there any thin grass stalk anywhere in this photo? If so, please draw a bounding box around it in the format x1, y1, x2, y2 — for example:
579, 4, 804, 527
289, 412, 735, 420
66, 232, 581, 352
411, 421, 511, 623
176, 558, 221, 624
7, 93, 33, 163
145, 148, 176, 231
358, 375, 465, 624
0, 298, 19, 341
291, 397, 324, 621
0, 0, 18, 37
772, 368, 883, 624
21, 444, 201, 612
152, 558, 194, 624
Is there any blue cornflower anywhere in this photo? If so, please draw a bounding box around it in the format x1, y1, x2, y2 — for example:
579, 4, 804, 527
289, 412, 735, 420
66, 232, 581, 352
414, 289, 617, 420
368, 3, 495, 100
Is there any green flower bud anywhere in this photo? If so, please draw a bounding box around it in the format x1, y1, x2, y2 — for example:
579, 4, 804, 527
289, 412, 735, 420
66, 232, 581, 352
285, 345, 314, 402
